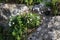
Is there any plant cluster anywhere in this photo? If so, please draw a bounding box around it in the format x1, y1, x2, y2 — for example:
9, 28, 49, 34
0, 0, 60, 40
0, 0, 42, 5
8, 13, 41, 40
45, 0, 60, 15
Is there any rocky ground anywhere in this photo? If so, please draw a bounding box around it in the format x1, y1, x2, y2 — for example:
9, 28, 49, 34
0, 3, 60, 40
28, 14, 60, 40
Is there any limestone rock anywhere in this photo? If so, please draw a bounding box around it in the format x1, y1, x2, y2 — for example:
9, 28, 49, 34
0, 4, 29, 29
32, 3, 46, 14
48, 16, 60, 40
32, 3, 51, 15
48, 16, 60, 29
28, 16, 60, 40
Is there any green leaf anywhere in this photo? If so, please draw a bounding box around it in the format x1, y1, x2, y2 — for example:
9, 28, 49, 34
12, 31, 16, 36
52, 0, 57, 5
29, 0, 33, 5
16, 35, 20, 40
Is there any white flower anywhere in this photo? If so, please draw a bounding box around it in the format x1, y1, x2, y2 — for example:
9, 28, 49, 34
37, 16, 40, 19
30, 14, 32, 16
30, 19, 32, 21
10, 19, 12, 21
12, 22, 15, 24
17, 13, 19, 15
9, 22, 11, 24
9, 16, 12, 18
27, 21, 29, 23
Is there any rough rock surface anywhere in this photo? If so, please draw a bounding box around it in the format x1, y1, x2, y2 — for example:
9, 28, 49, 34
32, 3, 51, 15
28, 16, 60, 40
32, 3, 46, 14
29, 3, 60, 40
0, 3, 29, 29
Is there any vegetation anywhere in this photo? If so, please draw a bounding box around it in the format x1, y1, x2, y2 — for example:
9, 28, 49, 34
0, 0, 42, 5
0, 0, 60, 40
0, 33, 3, 40
8, 13, 41, 40
44, 0, 60, 15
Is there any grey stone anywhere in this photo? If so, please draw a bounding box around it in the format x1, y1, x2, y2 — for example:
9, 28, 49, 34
48, 16, 60, 29
0, 4, 29, 30
28, 16, 60, 40
32, 3, 46, 14
32, 3, 52, 15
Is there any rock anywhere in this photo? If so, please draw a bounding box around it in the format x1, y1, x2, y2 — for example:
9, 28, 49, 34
28, 16, 60, 40
43, 0, 51, 2
28, 15, 52, 40
0, 4, 29, 30
48, 16, 60, 40
32, 3, 52, 15
3, 4, 29, 16
48, 16, 60, 29
32, 3, 46, 14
